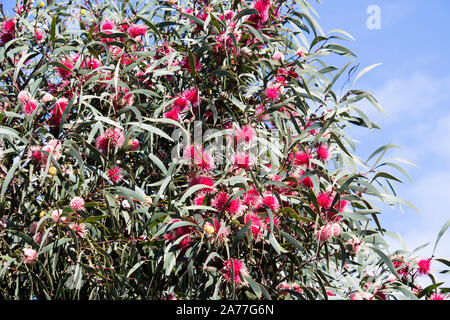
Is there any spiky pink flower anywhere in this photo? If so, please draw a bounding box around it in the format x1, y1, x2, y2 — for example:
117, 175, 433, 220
429, 293, 447, 300
272, 51, 284, 61
70, 197, 85, 211
258, 194, 280, 212
189, 176, 215, 193
221, 259, 249, 285
293, 149, 311, 166
245, 212, 265, 240
330, 222, 341, 237
315, 224, 334, 243
316, 143, 330, 162
317, 192, 333, 209
265, 83, 283, 101
233, 124, 256, 144
417, 258, 432, 276
96, 127, 125, 153
164, 107, 180, 121
51, 209, 70, 224
233, 152, 254, 170
69, 223, 88, 238
183, 88, 201, 107
23, 248, 37, 264
18, 90, 32, 104
183, 145, 215, 171
108, 167, 123, 184
212, 192, 230, 212
2, 19, 15, 34
173, 97, 188, 110
101, 20, 116, 31
57, 57, 74, 79
83, 57, 102, 70
23, 99, 38, 115
128, 24, 146, 38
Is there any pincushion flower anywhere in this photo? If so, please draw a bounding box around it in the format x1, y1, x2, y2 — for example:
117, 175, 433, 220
69, 223, 88, 238
416, 258, 431, 276
70, 197, 85, 211
257, 193, 280, 212
108, 167, 123, 184
315, 224, 334, 243
23, 99, 38, 115
316, 143, 330, 162
128, 24, 147, 38
128, 138, 140, 151
244, 212, 265, 240
265, 83, 283, 102
164, 107, 180, 121
233, 152, 254, 170
23, 248, 37, 265
96, 127, 125, 153
183, 145, 215, 171
232, 124, 256, 144
221, 259, 249, 286
18, 90, 32, 104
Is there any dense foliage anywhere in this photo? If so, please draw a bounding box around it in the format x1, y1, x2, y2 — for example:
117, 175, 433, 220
0, 0, 448, 300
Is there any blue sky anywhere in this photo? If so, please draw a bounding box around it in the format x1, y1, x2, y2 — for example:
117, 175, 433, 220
2, 0, 449, 284
315, 0, 450, 283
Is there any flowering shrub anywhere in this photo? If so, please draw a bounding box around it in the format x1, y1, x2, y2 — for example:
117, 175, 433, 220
0, 0, 448, 300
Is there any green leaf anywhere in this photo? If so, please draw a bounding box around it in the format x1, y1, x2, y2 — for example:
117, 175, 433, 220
433, 219, 450, 255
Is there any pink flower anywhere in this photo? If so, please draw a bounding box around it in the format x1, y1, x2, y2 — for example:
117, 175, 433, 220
70, 197, 85, 211
317, 192, 333, 209
265, 83, 283, 101
272, 51, 284, 61
258, 194, 280, 212
23, 248, 37, 264
50, 97, 69, 126
18, 90, 32, 104
51, 209, 70, 224
69, 223, 88, 238
128, 138, 140, 151
42, 93, 54, 103
316, 143, 330, 162
128, 24, 146, 38
315, 224, 334, 243
173, 97, 188, 110
2, 19, 15, 34
417, 258, 431, 276
183, 145, 215, 171
35, 29, 43, 41
392, 255, 410, 277
108, 167, 123, 184
183, 88, 201, 107
221, 259, 249, 285
96, 127, 125, 153
56, 57, 74, 79
349, 292, 363, 300
233, 124, 256, 144
330, 222, 341, 237
245, 213, 265, 240
189, 176, 215, 193
101, 20, 116, 31
233, 152, 254, 170
429, 293, 447, 300
292, 149, 311, 166
83, 57, 102, 70
164, 107, 180, 121
23, 99, 38, 115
